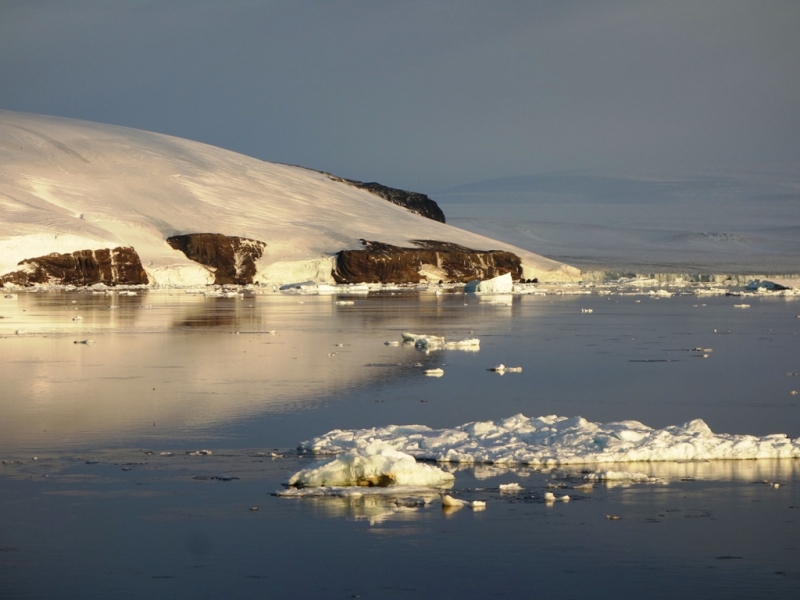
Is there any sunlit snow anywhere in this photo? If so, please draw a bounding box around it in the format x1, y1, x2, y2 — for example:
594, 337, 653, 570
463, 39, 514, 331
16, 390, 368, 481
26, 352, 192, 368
298, 414, 800, 466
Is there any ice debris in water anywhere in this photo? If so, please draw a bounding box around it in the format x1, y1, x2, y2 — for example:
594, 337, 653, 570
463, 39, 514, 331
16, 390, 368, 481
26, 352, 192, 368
441, 495, 485, 510
583, 470, 658, 483
490, 364, 522, 374
424, 368, 444, 377
401, 332, 480, 352
298, 414, 800, 466
544, 492, 570, 503
286, 441, 455, 488
499, 482, 523, 493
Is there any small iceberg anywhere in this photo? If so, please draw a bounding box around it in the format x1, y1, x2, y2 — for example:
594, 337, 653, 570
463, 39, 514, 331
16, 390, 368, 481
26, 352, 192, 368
286, 441, 455, 488
465, 272, 513, 294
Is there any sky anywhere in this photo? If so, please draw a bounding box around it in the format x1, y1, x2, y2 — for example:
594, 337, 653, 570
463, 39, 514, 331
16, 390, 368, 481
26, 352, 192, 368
1, 0, 799, 193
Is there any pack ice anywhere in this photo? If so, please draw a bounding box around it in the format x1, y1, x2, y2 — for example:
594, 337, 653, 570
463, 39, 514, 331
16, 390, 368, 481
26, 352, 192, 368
297, 414, 800, 466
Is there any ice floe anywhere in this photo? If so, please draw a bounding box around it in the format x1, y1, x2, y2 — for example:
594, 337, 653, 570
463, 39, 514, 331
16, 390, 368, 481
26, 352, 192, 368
285, 441, 455, 487
582, 470, 658, 483
401, 332, 480, 352
298, 414, 800, 466
423, 368, 444, 377
499, 482, 524, 493
489, 364, 523, 374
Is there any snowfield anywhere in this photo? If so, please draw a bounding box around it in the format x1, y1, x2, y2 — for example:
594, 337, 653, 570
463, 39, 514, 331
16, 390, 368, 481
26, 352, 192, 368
0, 110, 577, 286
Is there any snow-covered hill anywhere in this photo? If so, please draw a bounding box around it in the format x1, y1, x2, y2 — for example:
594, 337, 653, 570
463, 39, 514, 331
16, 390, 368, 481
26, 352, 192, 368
0, 110, 578, 286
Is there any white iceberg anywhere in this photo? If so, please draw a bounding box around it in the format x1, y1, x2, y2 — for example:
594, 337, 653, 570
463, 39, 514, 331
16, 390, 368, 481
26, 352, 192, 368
286, 441, 455, 488
298, 414, 800, 466
464, 272, 514, 294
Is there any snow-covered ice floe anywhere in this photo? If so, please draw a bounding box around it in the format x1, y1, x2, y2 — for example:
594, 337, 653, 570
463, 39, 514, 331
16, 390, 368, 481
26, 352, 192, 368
582, 470, 658, 483
401, 332, 480, 351
298, 414, 800, 466
285, 441, 455, 487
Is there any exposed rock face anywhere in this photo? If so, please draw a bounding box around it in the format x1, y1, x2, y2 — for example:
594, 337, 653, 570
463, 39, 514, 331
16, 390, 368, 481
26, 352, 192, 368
167, 233, 267, 285
0, 247, 148, 286
344, 180, 446, 223
332, 240, 522, 284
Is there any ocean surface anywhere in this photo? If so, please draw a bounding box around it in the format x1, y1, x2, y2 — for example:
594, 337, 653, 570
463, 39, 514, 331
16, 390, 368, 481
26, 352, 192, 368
1, 288, 799, 598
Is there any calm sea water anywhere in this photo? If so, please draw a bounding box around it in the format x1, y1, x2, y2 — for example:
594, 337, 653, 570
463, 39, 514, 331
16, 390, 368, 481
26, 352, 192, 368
1, 289, 798, 598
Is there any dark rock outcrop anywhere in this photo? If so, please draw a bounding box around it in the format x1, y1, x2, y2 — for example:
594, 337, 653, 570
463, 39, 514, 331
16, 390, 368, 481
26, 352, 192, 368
332, 239, 522, 284
167, 233, 267, 285
338, 179, 446, 223
1, 247, 148, 286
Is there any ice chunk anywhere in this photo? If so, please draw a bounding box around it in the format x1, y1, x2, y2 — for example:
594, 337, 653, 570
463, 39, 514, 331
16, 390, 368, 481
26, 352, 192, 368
499, 482, 523, 493
583, 470, 657, 483
441, 494, 465, 507
286, 441, 455, 488
464, 272, 513, 294
490, 364, 522, 374
424, 368, 444, 377
441, 495, 485, 510
443, 338, 480, 350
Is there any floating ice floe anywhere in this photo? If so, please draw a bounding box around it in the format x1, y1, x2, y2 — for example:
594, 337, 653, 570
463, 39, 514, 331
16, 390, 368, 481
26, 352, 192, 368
402, 332, 445, 346
583, 470, 658, 483
424, 368, 444, 377
298, 413, 800, 466
441, 494, 485, 510
401, 332, 480, 352
581, 308, 593, 314
286, 441, 455, 488
499, 482, 523, 493
544, 492, 570, 503
490, 364, 522, 374
733, 304, 750, 309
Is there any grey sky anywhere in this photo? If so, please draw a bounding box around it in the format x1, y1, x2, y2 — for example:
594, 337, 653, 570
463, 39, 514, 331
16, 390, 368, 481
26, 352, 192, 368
1, 0, 798, 192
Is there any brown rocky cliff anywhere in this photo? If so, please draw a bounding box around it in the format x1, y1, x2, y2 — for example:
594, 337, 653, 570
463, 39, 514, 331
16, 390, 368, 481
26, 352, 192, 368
0, 247, 149, 286
332, 240, 522, 284
166, 233, 267, 285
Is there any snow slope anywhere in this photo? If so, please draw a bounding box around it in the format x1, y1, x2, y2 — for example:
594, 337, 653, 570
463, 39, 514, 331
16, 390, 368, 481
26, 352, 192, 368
0, 110, 577, 285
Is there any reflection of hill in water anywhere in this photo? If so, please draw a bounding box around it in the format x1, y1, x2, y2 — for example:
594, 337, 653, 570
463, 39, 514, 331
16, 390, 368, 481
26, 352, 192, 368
172, 302, 265, 329
0, 291, 452, 452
